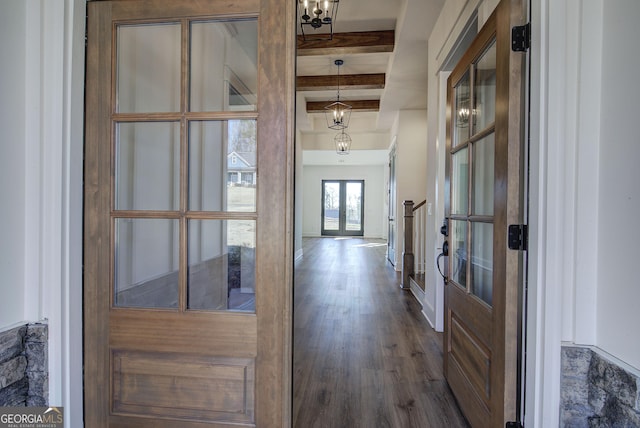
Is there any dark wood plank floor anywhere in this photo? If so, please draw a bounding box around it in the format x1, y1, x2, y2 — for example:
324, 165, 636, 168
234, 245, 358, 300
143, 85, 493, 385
293, 237, 469, 428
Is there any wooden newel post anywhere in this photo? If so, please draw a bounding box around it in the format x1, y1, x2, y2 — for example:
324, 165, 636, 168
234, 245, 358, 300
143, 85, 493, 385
401, 200, 414, 289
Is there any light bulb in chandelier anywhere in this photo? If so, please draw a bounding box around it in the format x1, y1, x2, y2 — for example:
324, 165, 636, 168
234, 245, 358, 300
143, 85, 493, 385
298, 0, 339, 41
334, 130, 352, 155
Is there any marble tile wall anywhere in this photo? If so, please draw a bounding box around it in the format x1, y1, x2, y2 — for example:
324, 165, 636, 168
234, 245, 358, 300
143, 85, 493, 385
561, 345, 640, 427
0, 323, 48, 407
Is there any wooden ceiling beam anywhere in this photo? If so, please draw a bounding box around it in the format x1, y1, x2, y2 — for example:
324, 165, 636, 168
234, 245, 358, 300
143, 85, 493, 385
296, 73, 385, 91
306, 99, 380, 113
297, 30, 395, 56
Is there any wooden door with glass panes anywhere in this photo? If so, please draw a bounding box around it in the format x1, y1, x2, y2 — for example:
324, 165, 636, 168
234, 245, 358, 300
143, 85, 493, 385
444, 0, 526, 426
83, 0, 294, 426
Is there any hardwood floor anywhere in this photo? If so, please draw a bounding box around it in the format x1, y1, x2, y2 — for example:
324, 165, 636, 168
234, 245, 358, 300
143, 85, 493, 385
293, 237, 469, 428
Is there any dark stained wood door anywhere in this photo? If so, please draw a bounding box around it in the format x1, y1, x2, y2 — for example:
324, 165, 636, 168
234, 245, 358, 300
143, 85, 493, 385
444, 0, 526, 426
84, 0, 294, 426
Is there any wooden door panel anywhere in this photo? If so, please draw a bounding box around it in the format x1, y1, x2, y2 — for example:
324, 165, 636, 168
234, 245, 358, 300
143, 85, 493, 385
112, 350, 255, 423
110, 311, 257, 355
107, 0, 260, 20
449, 315, 491, 401
446, 283, 493, 427
446, 357, 490, 428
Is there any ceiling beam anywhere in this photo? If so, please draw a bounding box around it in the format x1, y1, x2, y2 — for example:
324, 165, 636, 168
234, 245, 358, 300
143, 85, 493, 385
296, 74, 385, 91
297, 31, 395, 56
306, 99, 380, 113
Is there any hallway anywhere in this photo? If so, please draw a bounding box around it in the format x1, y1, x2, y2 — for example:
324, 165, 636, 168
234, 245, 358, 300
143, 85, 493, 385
293, 237, 469, 427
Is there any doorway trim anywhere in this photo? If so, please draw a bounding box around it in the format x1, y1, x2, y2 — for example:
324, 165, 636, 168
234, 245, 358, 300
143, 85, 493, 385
25, 0, 87, 423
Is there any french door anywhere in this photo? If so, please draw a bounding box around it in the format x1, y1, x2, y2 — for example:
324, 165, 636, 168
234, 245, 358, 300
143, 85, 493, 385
84, 0, 294, 426
321, 180, 364, 236
444, 0, 526, 427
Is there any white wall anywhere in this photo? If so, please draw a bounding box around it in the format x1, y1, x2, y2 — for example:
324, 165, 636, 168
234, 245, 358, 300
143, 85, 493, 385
0, 1, 27, 329
596, 0, 640, 370
302, 165, 386, 238
526, 0, 640, 425
390, 109, 428, 268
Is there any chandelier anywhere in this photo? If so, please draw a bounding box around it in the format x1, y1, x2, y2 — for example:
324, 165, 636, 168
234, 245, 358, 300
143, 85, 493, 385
335, 130, 352, 155
325, 59, 351, 131
298, 0, 339, 41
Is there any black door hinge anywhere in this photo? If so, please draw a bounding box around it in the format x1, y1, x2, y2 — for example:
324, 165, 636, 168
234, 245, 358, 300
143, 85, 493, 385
506, 422, 524, 428
512, 23, 530, 52
508, 224, 528, 251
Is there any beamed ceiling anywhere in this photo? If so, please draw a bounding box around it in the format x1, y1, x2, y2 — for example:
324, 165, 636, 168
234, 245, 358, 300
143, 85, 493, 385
296, 0, 446, 159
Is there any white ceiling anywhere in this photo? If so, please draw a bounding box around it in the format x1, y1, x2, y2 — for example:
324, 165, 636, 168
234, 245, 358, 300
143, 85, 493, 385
296, 0, 446, 151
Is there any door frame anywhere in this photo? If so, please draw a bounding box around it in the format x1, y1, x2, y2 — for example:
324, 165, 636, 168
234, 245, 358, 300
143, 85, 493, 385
37, 0, 572, 426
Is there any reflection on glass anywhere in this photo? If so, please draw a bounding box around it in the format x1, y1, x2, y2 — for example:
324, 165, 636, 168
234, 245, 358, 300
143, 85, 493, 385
114, 219, 179, 308
450, 220, 468, 288
472, 134, 495, 215
471, 222, 493, 306
117, 23, 180, 113
190, 20, 258, 112
323, 182, 340, 231
188, 220, 256, 312
454, 71, 471, 146
451, 148, 469, 215
474, 41, 496, 133
189, 120, 257, 212
346, 182, 362, 231
115, 122, 180, 211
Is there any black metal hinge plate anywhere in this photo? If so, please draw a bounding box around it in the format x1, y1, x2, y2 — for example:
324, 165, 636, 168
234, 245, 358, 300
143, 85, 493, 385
508, 224, 528, 251
512, 23, 531, 52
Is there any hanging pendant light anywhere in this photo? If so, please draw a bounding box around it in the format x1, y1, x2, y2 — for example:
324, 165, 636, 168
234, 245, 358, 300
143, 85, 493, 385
298, 0, 339, 41
335, 130, 352, 155
325, 59, 352, 131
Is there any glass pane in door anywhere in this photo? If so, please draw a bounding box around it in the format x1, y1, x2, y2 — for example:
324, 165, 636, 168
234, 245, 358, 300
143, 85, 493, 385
190, 20, 258, 112
188, 219, 256, 312
472, 134, 495, 215
323, 182, 340, 231
454, 71, 471, 146
189, 120, 257, 212
345, 182, 363, 231
473, 41, 497, 133
471, 222, 493, 306
451, 148, 469, 215
116, 23, 181, 113
115, 122, 180, 211
450, 220, 468, 288
114, 218, 179, 308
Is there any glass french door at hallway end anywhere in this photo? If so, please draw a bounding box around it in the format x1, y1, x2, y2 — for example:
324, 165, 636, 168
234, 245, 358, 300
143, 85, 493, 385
321, 180, 364, 236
